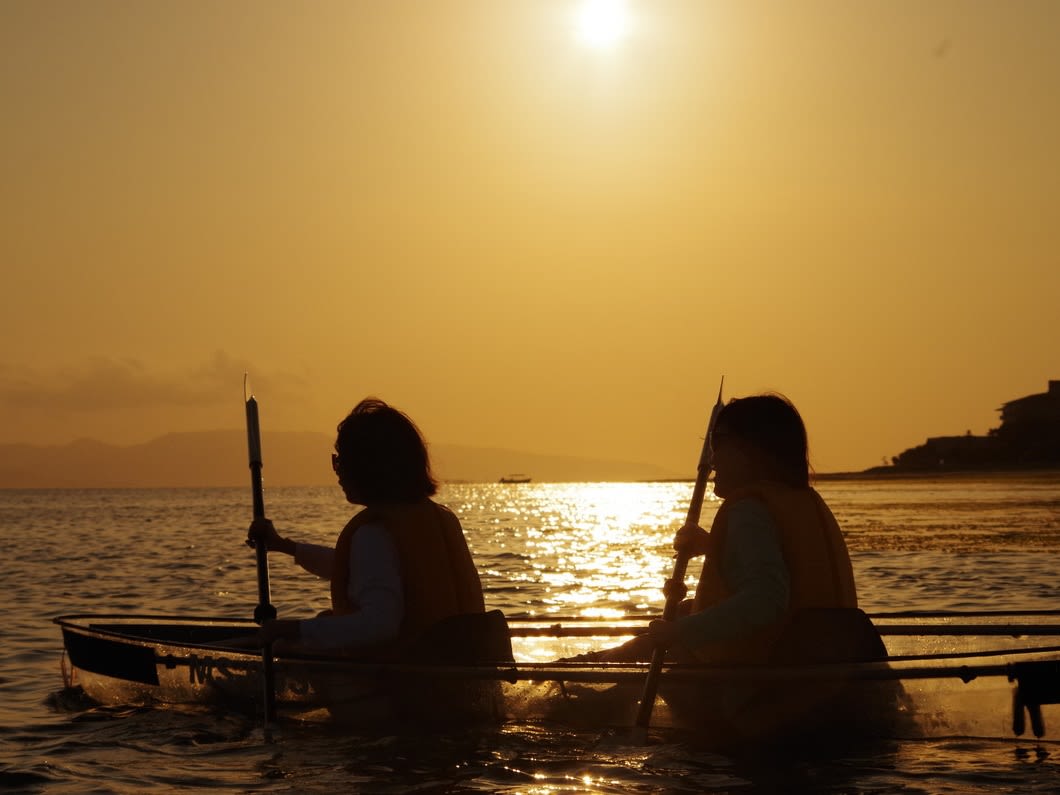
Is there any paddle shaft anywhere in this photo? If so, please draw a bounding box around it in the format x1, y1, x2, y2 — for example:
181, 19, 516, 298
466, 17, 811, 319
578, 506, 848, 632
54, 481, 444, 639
632, 442, 710, 728
245, 396, 277, 726
246, 397, 276, 623
634, 378, 724, 732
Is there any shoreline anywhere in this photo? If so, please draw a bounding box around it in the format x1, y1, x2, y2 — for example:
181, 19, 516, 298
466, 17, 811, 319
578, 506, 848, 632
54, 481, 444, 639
816, 466, 1060, 482
644, 466, 1060, 484
3, 467, 1060, 491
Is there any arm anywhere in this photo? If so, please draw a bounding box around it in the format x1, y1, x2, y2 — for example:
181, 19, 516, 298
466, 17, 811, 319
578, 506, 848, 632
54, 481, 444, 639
247, 517, 334, 578
662, 522, 711, 603
670, 499, 789, 650
297, 522, 404, 651
293, 543, 335, 579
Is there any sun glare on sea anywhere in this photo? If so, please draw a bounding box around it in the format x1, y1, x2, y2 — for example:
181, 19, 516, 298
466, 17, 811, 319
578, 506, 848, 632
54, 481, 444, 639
574, 0, 632, 51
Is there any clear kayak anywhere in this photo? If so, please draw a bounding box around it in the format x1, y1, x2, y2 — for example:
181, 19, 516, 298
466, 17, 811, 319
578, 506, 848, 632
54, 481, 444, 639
54, 610, 1060, 746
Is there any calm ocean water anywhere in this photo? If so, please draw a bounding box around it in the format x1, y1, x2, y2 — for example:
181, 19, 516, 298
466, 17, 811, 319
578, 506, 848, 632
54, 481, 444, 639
2, 474, 1060, 793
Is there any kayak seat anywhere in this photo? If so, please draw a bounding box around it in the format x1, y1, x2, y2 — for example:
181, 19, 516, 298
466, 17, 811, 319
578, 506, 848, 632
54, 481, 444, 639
401, 609, 515, 665
391, 610, 513, 725
701, 608, 896, 746
768, 607, 888, 665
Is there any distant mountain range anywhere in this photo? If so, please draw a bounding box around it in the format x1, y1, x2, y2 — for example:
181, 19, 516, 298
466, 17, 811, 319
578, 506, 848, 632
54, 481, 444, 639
0, 431, 680, 488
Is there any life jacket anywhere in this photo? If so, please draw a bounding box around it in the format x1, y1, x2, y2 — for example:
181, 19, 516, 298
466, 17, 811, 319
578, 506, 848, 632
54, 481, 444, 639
690, 481, 857, 663
330, 500, 485, 657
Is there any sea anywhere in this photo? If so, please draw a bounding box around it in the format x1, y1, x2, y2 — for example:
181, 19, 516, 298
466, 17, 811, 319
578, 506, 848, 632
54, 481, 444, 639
2, 474, 1060, 794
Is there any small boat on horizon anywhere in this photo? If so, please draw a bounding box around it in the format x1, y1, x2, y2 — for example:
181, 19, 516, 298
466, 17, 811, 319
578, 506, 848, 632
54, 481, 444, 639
498, 474, 531, 484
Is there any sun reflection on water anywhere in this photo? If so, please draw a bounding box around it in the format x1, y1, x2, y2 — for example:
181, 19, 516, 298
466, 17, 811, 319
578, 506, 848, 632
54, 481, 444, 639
447, 481, 720, 620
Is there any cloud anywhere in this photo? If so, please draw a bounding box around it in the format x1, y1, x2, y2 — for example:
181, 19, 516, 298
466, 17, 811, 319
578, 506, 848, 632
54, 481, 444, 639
0, 352, 308, 412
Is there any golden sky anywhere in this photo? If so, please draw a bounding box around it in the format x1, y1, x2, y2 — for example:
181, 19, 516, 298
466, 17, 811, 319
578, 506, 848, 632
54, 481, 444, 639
2, 1, 1058, 474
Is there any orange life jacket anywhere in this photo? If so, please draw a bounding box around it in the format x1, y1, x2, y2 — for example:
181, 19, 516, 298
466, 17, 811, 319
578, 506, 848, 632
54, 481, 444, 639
330, 500, 485, 655
691, 482, 857, 663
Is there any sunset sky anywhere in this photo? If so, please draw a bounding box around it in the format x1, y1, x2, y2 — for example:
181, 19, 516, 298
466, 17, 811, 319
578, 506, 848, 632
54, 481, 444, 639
3, 1, 1058, 476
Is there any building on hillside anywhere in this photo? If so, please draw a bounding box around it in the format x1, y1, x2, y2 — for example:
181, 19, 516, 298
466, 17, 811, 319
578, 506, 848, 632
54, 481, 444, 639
998, 380, 1060, 425
992, 380, 1060, 465
887, 380, 1060, 471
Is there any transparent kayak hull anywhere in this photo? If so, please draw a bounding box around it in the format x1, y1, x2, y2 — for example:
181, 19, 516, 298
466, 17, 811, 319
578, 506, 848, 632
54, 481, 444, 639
54, 612, 1060, 743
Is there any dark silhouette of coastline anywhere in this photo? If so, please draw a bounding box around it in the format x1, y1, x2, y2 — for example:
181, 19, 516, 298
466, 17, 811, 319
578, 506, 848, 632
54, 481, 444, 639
865, 380, 1060, 475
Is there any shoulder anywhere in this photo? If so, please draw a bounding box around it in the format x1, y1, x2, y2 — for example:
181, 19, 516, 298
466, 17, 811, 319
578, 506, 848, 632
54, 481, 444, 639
350, 520, 397, 552
354, 518, 388, 535
433, 502, 463, 528
724, 481, 818, 517
720, 498, 784, 565
341, 507, 381, 533
725, 497, 775, 530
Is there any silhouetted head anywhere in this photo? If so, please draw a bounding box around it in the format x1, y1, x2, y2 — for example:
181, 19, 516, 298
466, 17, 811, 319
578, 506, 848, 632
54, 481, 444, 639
712, 393, 810, 490
333, 398, 438, 505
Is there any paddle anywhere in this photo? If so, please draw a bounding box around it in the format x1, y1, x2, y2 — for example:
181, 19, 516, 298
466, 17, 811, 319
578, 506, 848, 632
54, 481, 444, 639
632, 376, 724, 739
244, 384, 278, 728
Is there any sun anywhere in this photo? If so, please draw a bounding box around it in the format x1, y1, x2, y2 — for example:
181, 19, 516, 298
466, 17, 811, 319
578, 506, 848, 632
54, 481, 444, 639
574, 0, 632, 51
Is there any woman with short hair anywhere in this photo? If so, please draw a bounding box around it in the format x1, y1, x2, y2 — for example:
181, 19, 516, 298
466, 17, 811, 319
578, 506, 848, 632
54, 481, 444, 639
247, 398, 484, 657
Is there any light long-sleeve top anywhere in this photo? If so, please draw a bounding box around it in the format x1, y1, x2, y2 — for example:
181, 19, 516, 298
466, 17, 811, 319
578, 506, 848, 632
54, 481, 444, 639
292, 521, 404, 650
674, 498, 790, 651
